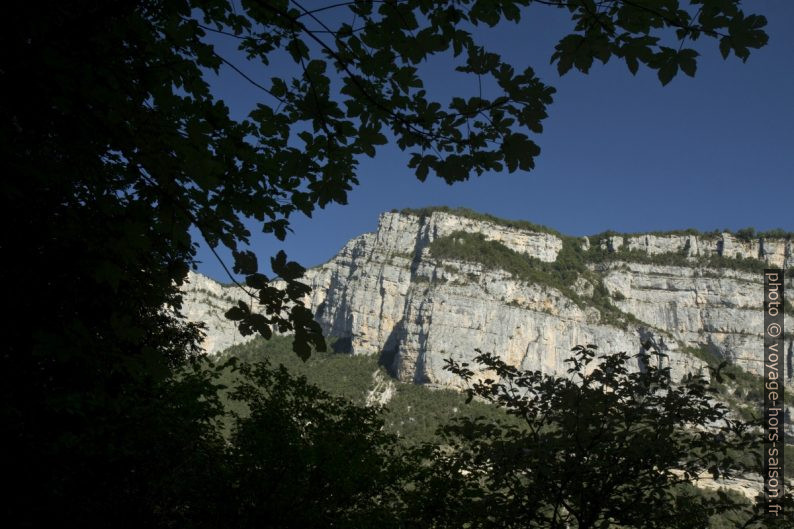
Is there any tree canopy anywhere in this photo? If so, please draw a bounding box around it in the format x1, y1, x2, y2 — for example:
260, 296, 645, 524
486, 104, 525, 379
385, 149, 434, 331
2, 0, 768, 356
427, 344, 793, 529
1, 1, 775, 526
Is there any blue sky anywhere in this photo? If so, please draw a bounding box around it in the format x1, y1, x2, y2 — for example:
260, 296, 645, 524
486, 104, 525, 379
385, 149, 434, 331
195, 1, 793, 282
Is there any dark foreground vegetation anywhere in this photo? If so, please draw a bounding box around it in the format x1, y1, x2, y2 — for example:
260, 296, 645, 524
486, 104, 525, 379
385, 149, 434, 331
150, 337, 793, 528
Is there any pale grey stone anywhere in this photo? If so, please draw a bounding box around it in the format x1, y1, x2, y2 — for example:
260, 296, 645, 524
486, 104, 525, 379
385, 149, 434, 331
182, 211, 792, 390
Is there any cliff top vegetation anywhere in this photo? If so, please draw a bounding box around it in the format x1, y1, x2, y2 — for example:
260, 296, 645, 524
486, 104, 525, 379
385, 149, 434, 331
401, 206, 794, 241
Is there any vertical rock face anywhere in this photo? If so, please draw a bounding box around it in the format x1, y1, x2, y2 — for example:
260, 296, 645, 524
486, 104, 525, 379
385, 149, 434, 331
620, 232, 794, 268
182, 209, 793, 389
180, 272, 250, 355
600, 263, 789, 374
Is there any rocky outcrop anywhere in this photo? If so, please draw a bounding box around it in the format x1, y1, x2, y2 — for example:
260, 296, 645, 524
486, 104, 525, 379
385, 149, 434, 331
618, 232, 793, 268
600, 262, 787, 374
670, 470, 764, 501
182, 209, 793, 390
180, 272, 252, 354
365, 370, 396, 407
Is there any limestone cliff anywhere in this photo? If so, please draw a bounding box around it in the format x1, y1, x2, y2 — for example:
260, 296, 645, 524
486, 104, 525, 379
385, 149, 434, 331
181, 208, 793, 389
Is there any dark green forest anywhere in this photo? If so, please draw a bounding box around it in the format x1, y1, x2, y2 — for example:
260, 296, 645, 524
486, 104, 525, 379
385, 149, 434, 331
218, 336, 524, 443
202, 337, 792, 528
220, 335, 794, 478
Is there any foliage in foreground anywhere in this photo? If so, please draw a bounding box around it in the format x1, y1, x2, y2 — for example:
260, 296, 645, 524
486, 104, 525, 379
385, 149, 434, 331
219, 335, 520, 443
10, 330, 791, 527
220, 360, 406, 528
214, 338, 794, 529
423, 344, 794, 529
